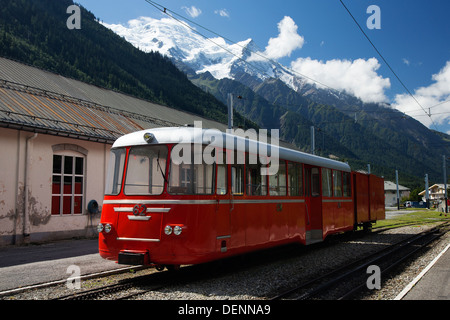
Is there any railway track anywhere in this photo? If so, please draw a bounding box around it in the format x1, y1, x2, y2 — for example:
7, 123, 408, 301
56, 281, 168, 300
53, 262, 212, 300
54, 267, 181, 300
270, 221, 450, 300
2, 221, 447, 300
58, 222, 448, 301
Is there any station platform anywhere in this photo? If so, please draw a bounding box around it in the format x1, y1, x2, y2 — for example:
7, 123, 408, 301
0, 238, 128, 293
396, 243, 450, 300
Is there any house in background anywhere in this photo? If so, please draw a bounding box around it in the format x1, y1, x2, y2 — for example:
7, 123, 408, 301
0, 57, 226, 246
384, 181, 410, 207
418, 184, 449, 209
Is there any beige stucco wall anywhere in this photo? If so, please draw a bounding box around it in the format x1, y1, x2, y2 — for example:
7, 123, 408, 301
0, 127, 111, 245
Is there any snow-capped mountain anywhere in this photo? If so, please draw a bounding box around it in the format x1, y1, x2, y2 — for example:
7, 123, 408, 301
103, 16, 367, 110
104, 17, 311, 92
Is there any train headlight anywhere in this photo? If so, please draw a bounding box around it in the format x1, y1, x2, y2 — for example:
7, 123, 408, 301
173, 225, 182, 236
143, 132, 155, 143
164, 225, 173, 235
104, 223, 112, 233
97, 223, 104, 233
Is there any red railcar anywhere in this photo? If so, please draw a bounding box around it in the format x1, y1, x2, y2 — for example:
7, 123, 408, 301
98, 127, 384, 268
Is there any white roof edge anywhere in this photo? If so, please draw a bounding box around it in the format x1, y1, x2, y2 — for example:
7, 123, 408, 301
112, 127, 351, 172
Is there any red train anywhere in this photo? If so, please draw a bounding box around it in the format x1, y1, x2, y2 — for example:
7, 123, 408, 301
98, 127, 384, 268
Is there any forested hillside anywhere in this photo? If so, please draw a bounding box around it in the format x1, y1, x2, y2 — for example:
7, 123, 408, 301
0, 0, 254, 127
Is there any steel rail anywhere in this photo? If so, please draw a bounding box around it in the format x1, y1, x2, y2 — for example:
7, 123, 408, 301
338, 227, 447, 300
270, 221, 450, 300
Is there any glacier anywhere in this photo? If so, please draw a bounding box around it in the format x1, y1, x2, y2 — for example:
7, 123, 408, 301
102, 16, 310, 91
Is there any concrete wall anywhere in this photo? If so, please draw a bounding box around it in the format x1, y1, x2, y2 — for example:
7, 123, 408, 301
385, 190, 411, 207
0, 127, 111, 245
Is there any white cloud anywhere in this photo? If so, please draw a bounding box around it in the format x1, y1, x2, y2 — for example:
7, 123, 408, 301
250, 16, 304, 61
290, 57, 391, 103
393, 61, 450, 130
182, 6, 202, 18
214, 9, 230, 18
402, 58, 410, 66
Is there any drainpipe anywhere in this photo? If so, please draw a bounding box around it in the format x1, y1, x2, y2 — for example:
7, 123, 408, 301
23, 133, 38, 243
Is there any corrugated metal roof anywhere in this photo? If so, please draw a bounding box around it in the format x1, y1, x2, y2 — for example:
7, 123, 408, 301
0, 57, 227, 143
0, 80, 144, 142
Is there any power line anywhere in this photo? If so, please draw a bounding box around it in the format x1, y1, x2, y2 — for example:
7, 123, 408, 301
144, 0, 269, 77
143, 0, 448, 136
145, 0, 342, 92
338, 0, 439, 131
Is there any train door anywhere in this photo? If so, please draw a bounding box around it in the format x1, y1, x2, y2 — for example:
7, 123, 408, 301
304, 165, 323, 244
215, 152, 231, 253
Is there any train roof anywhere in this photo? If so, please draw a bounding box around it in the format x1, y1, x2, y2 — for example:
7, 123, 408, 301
112, 127, 351, 172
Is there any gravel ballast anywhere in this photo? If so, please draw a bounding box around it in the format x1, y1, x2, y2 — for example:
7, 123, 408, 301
2, 223, 448, 300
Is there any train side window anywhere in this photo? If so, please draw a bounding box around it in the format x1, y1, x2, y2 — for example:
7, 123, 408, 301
246, 153, 267, 196
105, 148, 126, 195
216, 149, 227, 195
168, 144, 214, 195
269, 161, 286, 196
229, 149, 244, 195
217, 163, 227, 195
305, 168, 311, 196
311, 168, 320, 197
231, 165, 244, 195
288, 162, 302, 196
333, 170, 342, 197
321, 168, 332, 197
343, 172, 352, 197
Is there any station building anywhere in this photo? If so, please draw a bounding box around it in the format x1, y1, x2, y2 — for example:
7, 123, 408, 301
0, 57, 226, 246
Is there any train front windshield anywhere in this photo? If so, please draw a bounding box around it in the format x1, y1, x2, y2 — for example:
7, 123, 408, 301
105, 145, 168, 196
105, 144, 216, 196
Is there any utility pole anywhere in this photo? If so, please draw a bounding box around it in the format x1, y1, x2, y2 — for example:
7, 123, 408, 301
444, 155, 448, 214
425, 174, 429, 209
227, 93, 233, 130
311, 126, 315, 155
396, 170, 400, 210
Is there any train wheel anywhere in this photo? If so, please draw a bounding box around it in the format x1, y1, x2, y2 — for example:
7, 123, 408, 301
155, 265, 165, 271
166, 265, 180, 272
363, 222, 372, 233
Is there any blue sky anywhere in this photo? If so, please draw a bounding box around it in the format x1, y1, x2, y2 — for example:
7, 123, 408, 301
76, 0, 450, 134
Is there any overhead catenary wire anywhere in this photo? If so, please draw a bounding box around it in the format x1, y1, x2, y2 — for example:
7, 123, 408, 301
144, 0, 344, 92
144, 0, 271, 78
143, 0, 448, 139
338, 0, 440, 131
330, 100, 450, 119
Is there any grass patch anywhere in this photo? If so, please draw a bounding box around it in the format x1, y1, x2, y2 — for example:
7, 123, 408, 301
374, 208, 449, 229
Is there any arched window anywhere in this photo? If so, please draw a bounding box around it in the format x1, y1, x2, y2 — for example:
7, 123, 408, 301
51, 144, 87, 215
